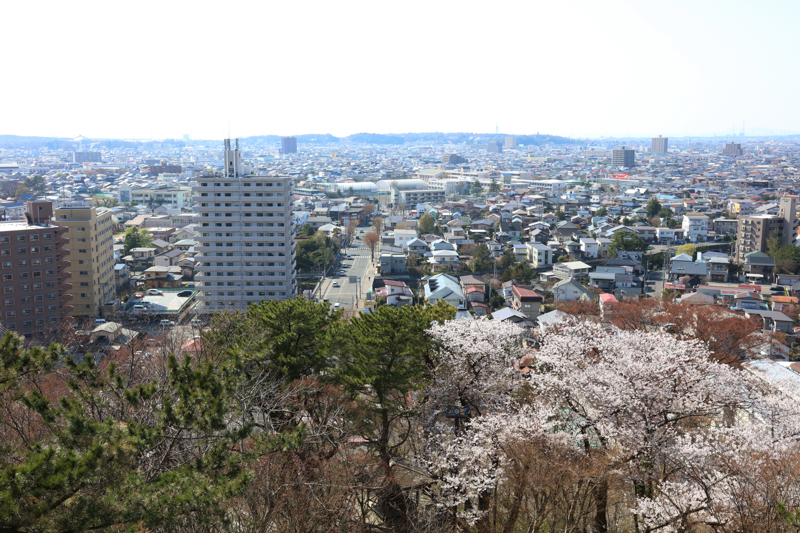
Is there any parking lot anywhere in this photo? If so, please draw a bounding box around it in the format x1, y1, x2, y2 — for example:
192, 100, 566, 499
127, 289, 196, 317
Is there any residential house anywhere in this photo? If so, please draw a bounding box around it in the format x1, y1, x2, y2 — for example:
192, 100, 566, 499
422, 273, 466, 309
742, 309, 795, 333
114, 263, 129, 288
406, 238, 428, 255
743, 251, 776, 283
394, 228, 418, 249
580, 238, 599, 259
682, 213, 710, 243
128, 247, 156, 269
527, 243, 552, 269
553, 261, 591, 280
375, 280, 414, 306
379, 253, 407, 274
143, 265, 183, 289
460, 275, 486, 303
154, 248, 185, 267
511, 285, 544, 321
512, 243, 528, 263
553, 277, 593, 301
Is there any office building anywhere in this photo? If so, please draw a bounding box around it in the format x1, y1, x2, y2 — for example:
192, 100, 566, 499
0, 201, 72, 338
441, 153, 467, 165
651, 135, 668, 154
55, 203, 115, 319
193, 139, 296, 314
72, 151, 102, 163
611, 146, 635, 167
486, 141, 503, 153
723, 142, 743, 157
281, 136, 298, 154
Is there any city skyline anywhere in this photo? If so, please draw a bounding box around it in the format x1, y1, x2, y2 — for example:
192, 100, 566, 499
3, 0, 799, 140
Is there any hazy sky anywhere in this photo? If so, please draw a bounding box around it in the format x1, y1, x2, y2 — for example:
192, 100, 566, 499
3, 0, 799, 140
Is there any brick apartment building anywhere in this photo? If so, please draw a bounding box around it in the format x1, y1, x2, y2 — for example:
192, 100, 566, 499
0, 201, 72, 338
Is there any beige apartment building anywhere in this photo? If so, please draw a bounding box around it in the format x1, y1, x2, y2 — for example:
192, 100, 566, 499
55, 204, 115, 319
735, 197, 798, 264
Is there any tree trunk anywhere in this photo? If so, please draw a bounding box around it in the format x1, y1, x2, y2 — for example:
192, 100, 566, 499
591, 479, 609, 533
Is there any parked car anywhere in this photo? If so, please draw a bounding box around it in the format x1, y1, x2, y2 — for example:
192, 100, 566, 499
94, 318, 106, 325
333, 281, 339, 287
177, 290, 192, 297
334, 303, 340, 309
146, 289, 163, 296
159, 320, 175, 327
338, 270, 345, 275
190, 318, 203, 327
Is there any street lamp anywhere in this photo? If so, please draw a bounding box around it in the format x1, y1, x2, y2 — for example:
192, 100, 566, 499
444, 406, 471, 436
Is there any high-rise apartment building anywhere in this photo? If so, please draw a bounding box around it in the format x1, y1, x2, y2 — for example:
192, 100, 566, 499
55, 204, 115, 319
735, 197, 797, 263
505, 136, 517, 149
651, 135, 668, 154
72, 151, 102, 163
723, 142, 743, 157
193, 139, 296, 314
281, 136, 298, 154
611, 146, 635, 167
0, 201, 72, 338
486, 141, 503, 153
441, 153, 467, 164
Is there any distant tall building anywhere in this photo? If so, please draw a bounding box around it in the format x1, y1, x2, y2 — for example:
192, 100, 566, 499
486, 141, 503, 153
281, 137, 298, 154
145, 162, 182, 175
723, 142, 743, 157
193, 139, 296, 314
72, 151, 102, 163
55, 203, 115, 319
505, 136, 518, 149
611, 146, 635, 167
651, 135, 668, 154
0, 201, 72, 338
441, 153, 467, 164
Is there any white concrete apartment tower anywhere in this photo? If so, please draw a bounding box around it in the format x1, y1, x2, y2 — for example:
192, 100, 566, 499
55, 203, 115, 319
193, 139, 296, 313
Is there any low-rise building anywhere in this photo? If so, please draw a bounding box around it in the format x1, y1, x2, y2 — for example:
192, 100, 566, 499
553, 261, 591, 280
511, 285, 544, 321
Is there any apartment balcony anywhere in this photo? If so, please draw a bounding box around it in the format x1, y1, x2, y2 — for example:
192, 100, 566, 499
196, 242, 290, 253
196, 204, 289, 212
194, 273, 290, 282
197, 234, 286, 243
197, 214, 292, 223
59, 305, 74, 316
196, 264, 290, 273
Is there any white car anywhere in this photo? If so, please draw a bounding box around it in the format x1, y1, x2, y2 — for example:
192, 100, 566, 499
332, 281, 339, 287
159, 319, 175, 327
190, 319, 203, 327
146, 289, 163, 296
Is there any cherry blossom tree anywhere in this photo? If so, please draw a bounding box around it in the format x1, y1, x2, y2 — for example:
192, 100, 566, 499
531, 319, 799, 532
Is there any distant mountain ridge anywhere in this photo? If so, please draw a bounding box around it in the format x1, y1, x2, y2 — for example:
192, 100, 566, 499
242, 132, 578, 145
